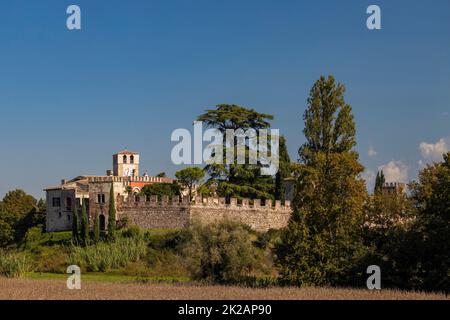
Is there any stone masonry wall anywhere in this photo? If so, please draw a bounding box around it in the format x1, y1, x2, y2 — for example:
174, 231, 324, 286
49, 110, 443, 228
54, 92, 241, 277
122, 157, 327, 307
116, 195, 291, 232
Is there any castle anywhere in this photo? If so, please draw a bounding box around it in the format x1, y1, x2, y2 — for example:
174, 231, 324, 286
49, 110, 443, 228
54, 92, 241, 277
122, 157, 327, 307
45, 150, 292, 233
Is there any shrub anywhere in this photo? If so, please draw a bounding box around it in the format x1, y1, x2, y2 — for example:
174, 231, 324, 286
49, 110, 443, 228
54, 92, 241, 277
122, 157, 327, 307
68, 238, 147, 272
181, 221, 265, 283
121, 225, 143, 239
22, 226, 43, 247
0, 250, 34, 278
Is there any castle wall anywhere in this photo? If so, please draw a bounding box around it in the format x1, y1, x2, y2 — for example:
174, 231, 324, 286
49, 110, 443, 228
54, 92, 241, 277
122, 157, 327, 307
117, 196, 291, 232
117, 195, 190, 229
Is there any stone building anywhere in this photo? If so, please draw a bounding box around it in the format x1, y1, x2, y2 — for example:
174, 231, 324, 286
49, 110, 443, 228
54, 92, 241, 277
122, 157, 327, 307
45, 150, 292, 233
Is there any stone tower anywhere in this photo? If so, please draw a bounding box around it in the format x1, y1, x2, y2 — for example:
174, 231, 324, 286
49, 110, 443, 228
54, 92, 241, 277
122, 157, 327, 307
113, 150, 140, 177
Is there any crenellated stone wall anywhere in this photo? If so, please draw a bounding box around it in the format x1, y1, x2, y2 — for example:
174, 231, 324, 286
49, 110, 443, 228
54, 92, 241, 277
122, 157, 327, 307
116, 195, 292, 232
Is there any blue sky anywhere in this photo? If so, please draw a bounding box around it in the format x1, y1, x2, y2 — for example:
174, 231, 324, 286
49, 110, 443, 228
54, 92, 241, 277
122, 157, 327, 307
0, 0, 449, 198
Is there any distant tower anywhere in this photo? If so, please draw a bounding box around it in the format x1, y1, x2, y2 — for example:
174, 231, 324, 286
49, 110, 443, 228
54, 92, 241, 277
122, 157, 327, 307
112, 150, 139, 177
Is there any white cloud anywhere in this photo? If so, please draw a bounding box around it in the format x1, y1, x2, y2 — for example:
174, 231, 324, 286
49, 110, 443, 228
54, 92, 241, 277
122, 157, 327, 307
368, 146, 378, 157
361, 169, 376, 191
419, 137, 449, 164
378, 161, 408, 183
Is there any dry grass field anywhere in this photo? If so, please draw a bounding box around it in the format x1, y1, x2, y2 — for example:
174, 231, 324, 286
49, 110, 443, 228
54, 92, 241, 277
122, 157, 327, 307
0, 278, 447, 300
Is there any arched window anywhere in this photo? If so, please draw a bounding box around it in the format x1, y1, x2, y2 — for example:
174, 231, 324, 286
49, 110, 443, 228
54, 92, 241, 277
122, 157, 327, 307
123, 155, 127, 164
130, 155, 134, 164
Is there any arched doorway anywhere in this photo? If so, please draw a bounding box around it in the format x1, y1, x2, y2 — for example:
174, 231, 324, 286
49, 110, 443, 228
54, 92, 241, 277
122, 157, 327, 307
99, 214, 106, 231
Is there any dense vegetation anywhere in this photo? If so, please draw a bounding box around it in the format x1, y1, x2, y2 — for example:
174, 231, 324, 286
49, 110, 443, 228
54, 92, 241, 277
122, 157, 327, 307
0, 75, 448, 293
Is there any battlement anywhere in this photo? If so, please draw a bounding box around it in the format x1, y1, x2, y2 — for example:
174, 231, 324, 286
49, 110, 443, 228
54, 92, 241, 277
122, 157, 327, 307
117, 195, 291, 211
88, 176, 174, 184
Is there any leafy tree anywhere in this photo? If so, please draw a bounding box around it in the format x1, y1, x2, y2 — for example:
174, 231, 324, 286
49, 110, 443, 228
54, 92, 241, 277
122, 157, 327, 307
141, 182, 181, 198
175, 167, 205, 200
72, 205, 80, 245
407, 152, 450, 292
156, 172, 166, 178
277, 76, 368, 286
0, 189, 40, 246
198, 104, 276, 200
374, 170, 385, 194
181, 221, 264, 283
274, 136, 291, 203
298, 75, 356, 163
108, 183, 117, 239
80, 199, 89, 246
93, 211, 100, 244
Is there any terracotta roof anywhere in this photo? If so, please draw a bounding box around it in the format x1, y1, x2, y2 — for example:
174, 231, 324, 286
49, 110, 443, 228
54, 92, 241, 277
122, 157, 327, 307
114, 149, 139, 155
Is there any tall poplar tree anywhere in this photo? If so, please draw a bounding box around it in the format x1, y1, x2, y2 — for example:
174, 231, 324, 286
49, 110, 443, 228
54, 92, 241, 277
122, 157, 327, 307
277, 76, 368, 286
274, 136, 291, 203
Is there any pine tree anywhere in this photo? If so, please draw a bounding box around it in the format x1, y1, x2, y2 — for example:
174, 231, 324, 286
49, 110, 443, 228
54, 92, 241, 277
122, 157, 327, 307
108, 183, 116, 239
71, 204, 79, 245
80, 198, 89, 246
93, 211, 100, 244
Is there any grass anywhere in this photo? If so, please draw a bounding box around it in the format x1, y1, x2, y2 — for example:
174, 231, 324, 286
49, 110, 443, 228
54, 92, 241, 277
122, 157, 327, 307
0, 277, 448, 300
0, 250, 34, 278
25, 271, 189, 283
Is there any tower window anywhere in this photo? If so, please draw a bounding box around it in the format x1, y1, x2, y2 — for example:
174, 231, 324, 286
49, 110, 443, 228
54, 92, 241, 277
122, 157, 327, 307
123, 155, 127, 164
52, 197, 61, 207
130, 155, 134, 164
97, 193, 106, 203
66, 197, 72, 211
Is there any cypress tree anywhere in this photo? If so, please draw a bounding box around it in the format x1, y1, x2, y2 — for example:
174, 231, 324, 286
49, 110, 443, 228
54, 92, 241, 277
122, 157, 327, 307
93, 211, 100, 244
80, 198, 89, 246
71, 204, 79, 245
108, 183, 116, 239
374, 170, 385, 194
275, 136, 291, 203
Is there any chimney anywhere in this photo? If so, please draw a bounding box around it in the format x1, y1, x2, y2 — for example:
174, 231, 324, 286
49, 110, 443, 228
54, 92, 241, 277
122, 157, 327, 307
106, 170, 112, 176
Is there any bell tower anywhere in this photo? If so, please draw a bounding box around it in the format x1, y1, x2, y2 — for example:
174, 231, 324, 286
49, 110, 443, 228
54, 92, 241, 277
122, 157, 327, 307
112, 150, 140, 177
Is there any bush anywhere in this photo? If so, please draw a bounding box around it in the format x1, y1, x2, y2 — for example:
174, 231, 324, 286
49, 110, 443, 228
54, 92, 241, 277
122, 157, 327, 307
0, 250, 34, 277
22, 226, 43, 247
68, 238, 147, 272
181, 221, 266, 283
121, 225, 143, 239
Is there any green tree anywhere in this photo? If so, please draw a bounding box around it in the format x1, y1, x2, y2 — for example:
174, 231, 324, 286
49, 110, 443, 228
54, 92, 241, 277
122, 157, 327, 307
108, 183, 117, 239
182, 221, 264, 283
80, 199, 89, 246
277, 76, 368, 286
0, 189, 39, 246
298, 75, 356, 163
72, 205, 80, 245
141, 182, 181, 198
93, 211, 100, 244
407, 152, 450, 292
374, 170, 385, 194
198, 104, 276, 200
175, 167, 205, 201
274, 136, 291, 203
155, 172, 166, 178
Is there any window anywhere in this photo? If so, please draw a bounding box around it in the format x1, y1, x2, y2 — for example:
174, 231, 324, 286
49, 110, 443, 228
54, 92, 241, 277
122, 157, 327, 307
52, 197, 61, 207
66, 197, 72, 211
97, 193, 106, 203
130, 155, 134, 164
58, 212, 62, 218
67, 214, 71, 221
123, 155, 127, 164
